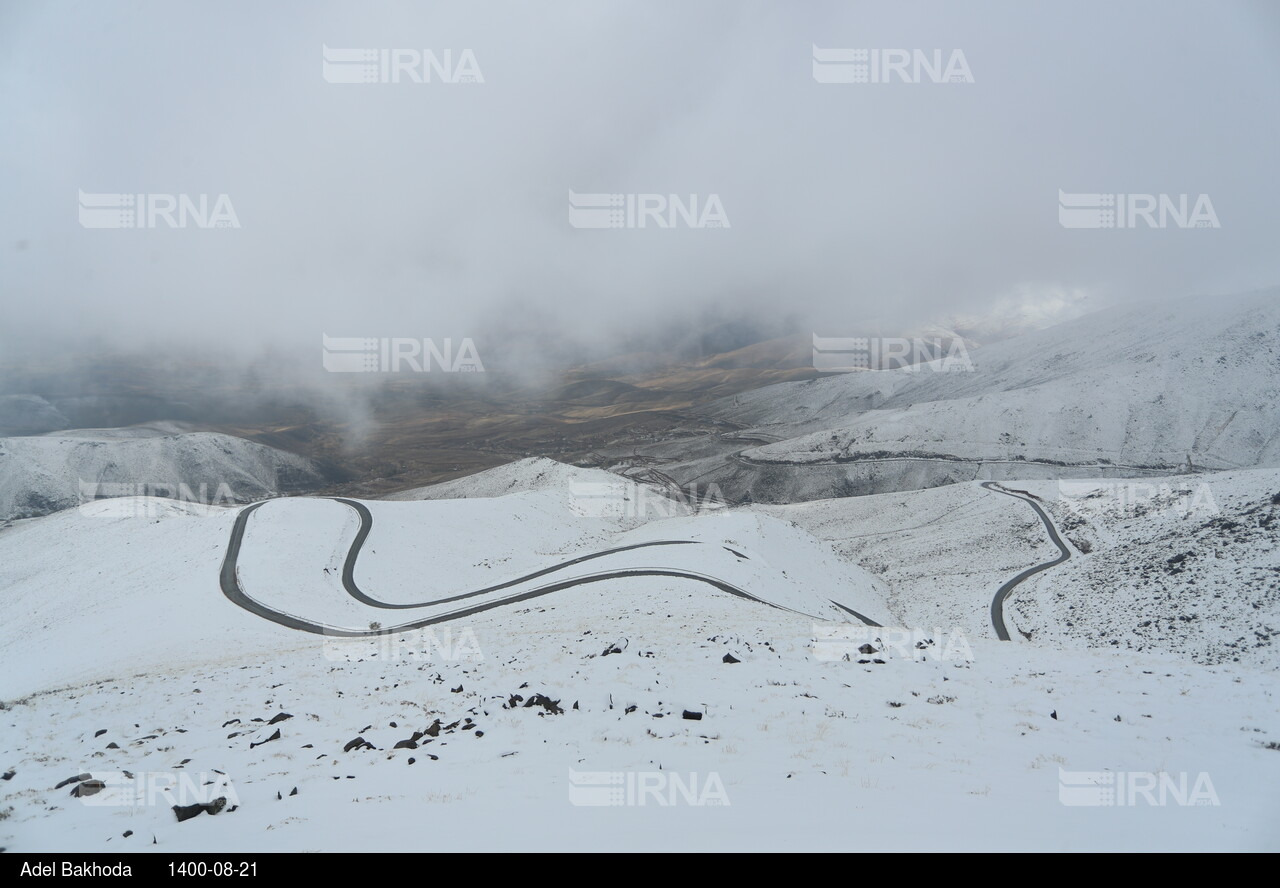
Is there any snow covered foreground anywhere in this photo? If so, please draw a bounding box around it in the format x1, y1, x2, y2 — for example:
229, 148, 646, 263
1, 464, 1277, 851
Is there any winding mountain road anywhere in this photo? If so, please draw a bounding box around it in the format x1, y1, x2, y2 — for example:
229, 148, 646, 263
219, 497, 882, 637
980, 481, 1072, 640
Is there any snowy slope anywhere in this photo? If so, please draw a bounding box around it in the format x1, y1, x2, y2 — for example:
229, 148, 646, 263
765, 469, 1280, 669
0, 480, 888, 700
0, 426, 326, 521
2, 576, 1276, 851
229, 495, 881, 636
758, 481, 1063, 639
2, 460, 1277, 851
1007, 469, 1280, 668
387, 457, 643, 501
622, 288, 1280, 502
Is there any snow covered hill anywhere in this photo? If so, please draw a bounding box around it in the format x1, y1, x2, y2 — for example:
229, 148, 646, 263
616, 288, 1280, 503
763, 468, 1280, 669
0, 469, 888, 700
1007, 469, 1280, 668
1, 456, 1276, 851
0, 425, 327, 521
387, 457, 645, 502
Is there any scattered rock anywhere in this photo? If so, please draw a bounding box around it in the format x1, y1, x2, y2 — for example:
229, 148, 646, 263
523, 694, 564, 715
172, 798, 226, 823
343, 736, 374, 752
267, 712, 293, 725
71, 780, 106, 798
722, 653, 741, 664
682, 710, 703, 721
249, 729, 281, 749
94, 729, 107, 738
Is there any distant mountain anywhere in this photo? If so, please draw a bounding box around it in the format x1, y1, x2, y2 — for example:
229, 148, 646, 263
608, 288, 1280, 502
0, 394, 69, 435
0, 424, 329, 521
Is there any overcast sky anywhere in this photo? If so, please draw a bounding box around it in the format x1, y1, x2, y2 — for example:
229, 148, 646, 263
2, 0, 1278, 365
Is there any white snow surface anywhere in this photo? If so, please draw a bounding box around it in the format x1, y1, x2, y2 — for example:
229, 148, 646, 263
728, 289, 1280, 471
386, 457, 633, 501
625, 288, 1280, 504
1, 458, 1277, 851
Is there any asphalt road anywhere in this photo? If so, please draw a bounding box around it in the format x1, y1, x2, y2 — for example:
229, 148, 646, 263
219, 497, 882, 637
980, 481, 1072, 641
